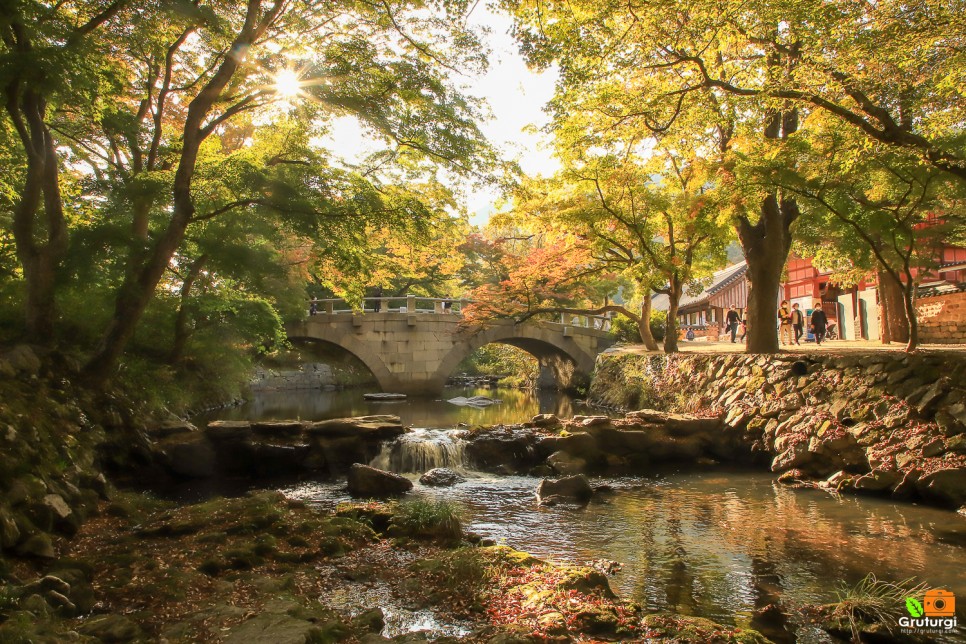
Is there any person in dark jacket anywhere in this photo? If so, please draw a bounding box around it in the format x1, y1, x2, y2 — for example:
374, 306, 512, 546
810, 303, 829, 345
372, 285, 383, 313
791, 303, 805, 345
726, 306, 741, 343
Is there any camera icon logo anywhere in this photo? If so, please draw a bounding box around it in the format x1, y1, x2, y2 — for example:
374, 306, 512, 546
924, 590, 956, 617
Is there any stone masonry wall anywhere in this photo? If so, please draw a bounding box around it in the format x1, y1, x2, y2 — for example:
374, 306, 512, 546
917, 290, 966, 344
589, 350, 966, 509
250, 363, 336, 390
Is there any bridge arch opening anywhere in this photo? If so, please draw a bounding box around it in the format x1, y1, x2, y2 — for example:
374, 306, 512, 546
283, 337, 382, 388
454, 344, 539, 385
438, 336, 592, 393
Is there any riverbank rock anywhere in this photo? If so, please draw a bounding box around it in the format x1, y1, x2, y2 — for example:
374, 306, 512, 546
530, 413, 561, 427
363, 393, 406, 400
307, 416, 404, 439
151, 416, 408, 481
418, 468, 465, 487
447, 395, 502, 407
0, 368, 116, 561
465, 428, 539, 471
159, 434, 218, 478
536, 475, 594, 503
77, 614, 143, 642
547, 450, 587, 475
347, 464, 413, 497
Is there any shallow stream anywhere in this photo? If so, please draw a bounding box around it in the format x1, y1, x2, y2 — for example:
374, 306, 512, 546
212, 387, 966, 642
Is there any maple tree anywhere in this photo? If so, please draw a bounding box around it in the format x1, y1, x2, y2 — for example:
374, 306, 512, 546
509, 139, 732, 352
461, 229, 610, 323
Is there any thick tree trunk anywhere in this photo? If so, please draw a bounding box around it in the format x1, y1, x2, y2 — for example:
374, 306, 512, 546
637, 297, 660, 351
877, 269, 909, 344
7, 88, 68, 342
663, 277, 682, 353
736, 104, 800, 354
738, 194, 798, 354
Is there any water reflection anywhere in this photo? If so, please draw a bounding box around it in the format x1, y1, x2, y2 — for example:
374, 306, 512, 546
215, 386, 966, 642
285, 471, 966, 642
202, 386, 589, 427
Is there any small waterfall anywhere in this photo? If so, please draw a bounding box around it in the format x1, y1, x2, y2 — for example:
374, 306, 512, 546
370, 429, 467, 474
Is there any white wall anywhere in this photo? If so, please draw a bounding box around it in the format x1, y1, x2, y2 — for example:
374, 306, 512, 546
838, 294, 856, 340
858, 289, 880, 341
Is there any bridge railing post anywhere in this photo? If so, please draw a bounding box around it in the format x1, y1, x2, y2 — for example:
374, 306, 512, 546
406, 295, 415, 313
324, 300, 334, 315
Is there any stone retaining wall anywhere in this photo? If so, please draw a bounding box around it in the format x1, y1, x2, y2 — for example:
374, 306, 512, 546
588, 350, 966, 509
250, 363, 337, 390
917, 290, 966, 344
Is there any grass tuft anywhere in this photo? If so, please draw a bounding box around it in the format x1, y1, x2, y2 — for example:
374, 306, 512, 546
832, 573, 930, 641
389, 499, 463, 543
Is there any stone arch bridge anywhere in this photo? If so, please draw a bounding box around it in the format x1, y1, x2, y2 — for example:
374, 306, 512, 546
287, 297, 614, 395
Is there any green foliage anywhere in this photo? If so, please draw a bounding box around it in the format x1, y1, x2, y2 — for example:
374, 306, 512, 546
588, 354, 670, 410
0, 583, 18, 615
649, 310, 668, 342
456, 345, 538, 382
610, 310, 666, 343
609, 314, 640, 344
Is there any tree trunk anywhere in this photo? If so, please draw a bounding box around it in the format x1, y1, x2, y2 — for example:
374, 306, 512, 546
902, 280, 920, 352
168, 255, 207, 364
7, 87, 68, 342
738, 194, 798, 354
637, 296, 660, 351
663, 276, 682, 353
736, 104, 800, 354
877, 269, 909, 344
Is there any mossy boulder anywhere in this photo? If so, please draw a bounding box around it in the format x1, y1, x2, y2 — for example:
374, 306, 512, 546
642, 614, 772, 643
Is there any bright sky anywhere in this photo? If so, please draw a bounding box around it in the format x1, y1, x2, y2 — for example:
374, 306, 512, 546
314, 3, 560, 228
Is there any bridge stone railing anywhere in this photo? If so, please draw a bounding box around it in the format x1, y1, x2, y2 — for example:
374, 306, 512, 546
309, 296, 469, 315
306, 297, 613, 330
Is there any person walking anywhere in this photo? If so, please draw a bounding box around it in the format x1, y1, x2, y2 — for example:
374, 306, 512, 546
309, 298, 318, 316
372, 286, 383, 313
726, 306, 741, 343
810, 303, 829, 345
791, 303, 805, 345
778, 300, 793, 346
739, 317, 747, 342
